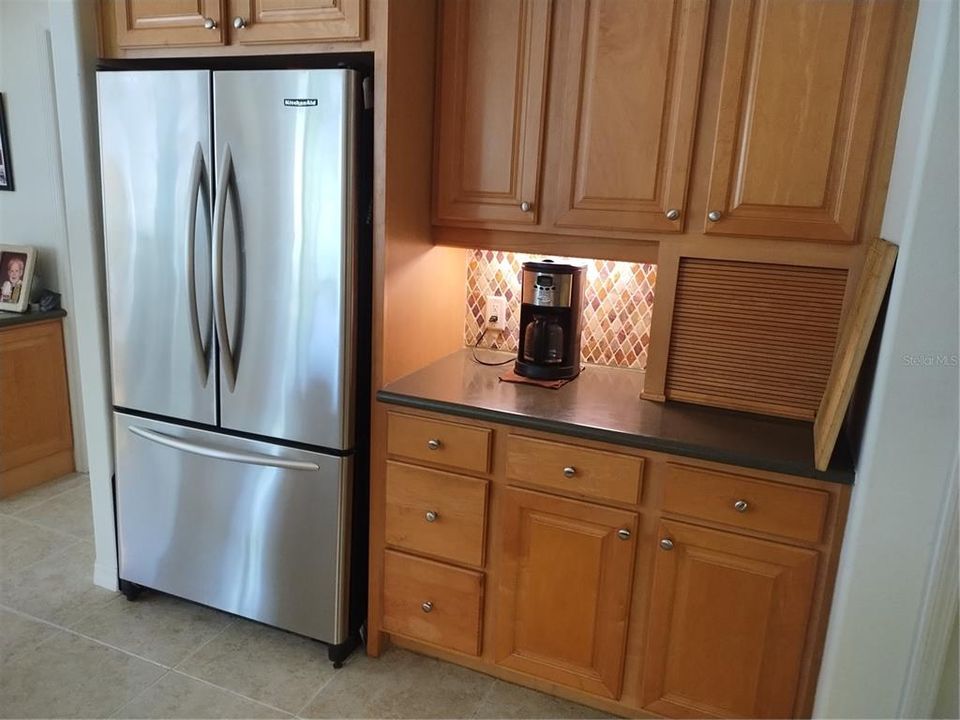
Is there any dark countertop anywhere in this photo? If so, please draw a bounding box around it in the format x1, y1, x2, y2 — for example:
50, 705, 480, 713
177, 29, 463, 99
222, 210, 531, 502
377, 349, 854, 484
0, 309, 67, 329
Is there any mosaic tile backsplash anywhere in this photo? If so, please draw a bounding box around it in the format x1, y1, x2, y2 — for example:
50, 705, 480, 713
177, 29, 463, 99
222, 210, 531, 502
465, 250, 657, 370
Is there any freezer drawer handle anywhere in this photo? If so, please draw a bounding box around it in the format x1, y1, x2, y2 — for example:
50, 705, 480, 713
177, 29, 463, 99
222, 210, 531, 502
212, 143, 239, 392
186, 142, 212, 387
128, 425, 320, 472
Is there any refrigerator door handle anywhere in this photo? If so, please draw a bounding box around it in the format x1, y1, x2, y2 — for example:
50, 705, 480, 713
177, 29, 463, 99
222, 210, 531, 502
212, 143, 238, 392
128, 425, 321, 471
186, 142, 211, 386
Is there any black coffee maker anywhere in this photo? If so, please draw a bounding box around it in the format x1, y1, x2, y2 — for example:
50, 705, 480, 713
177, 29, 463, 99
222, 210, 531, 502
515, 260, 586, 380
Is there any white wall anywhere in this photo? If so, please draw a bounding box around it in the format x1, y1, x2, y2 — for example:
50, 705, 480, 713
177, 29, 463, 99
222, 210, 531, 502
814, 1, 960, 716
0, 0, 87, 469
0, 0, 118, 591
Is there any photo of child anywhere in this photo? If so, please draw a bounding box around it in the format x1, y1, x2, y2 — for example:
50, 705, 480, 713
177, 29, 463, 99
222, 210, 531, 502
0, 251, 28, 304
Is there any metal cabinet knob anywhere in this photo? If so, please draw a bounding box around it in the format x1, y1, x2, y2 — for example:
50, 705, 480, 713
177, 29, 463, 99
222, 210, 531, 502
426, 438, 441, 451
233, 16, 247, 29
659, 538, 674, 551
734, 499, 749, 513
707, 210, 722, 222
203, 17, 217, 29
562, 466, 576, 478
520, 201, 532, 213
421, 601, 433, 613
425, 511, 439, 523
617, 528, 632, 541
665, 208, 680, 221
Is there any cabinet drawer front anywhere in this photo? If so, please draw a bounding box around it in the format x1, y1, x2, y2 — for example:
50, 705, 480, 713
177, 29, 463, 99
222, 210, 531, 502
385, 462, 488, 567
506, 435, 643, 504
387, 412, 491, 474
664, 464, 829, 543
382, 550, 484, 656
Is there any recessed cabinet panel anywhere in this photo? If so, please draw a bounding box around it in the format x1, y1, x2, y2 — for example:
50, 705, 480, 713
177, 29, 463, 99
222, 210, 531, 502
113, 0, 226, 48
495, 487, 638, 699
552, 0, 708, 234
703, 0, 898, 241
230, 0, 364, 44
641, 519, 818, 718
433, 0, 551, 225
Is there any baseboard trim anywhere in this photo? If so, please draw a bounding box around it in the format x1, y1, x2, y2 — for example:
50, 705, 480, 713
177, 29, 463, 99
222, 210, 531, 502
93, 560, 119, 592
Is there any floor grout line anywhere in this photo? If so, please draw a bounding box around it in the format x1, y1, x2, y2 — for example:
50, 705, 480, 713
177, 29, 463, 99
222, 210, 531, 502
0, 475, 90, 518
168, 667, 296, 717
171, 614, 238, 671
105, 666, 174, 719
292, 664, 341, 718
0, 535, 85, 580
0, 502, 92, 544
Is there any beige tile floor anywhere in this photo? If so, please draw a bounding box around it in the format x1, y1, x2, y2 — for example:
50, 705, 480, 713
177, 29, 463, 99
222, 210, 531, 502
0, 473, 609, 719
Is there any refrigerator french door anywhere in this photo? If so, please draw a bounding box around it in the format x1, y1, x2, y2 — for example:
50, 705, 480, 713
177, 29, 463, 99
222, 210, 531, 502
97, 69, 359, 655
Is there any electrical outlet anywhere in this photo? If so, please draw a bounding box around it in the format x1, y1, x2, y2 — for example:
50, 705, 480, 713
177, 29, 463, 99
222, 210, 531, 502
485, 295, 507, 332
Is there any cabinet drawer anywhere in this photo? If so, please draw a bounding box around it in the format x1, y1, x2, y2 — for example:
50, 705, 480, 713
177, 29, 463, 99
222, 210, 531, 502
385, 462, 488, 567
387, 412, 491, 474
663, 464, 829, 543
382, 550, 484, 656
506, 435, 643, 505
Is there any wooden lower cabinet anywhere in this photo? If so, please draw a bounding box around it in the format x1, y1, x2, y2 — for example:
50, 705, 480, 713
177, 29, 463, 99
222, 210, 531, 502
0, 319, 75, 497
641, 520, 819, 718
374, 407, 849, 718
495, 488, 639, 699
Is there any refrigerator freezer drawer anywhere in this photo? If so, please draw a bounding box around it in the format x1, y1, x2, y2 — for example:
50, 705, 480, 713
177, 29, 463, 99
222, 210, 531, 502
114, 412, 351, 644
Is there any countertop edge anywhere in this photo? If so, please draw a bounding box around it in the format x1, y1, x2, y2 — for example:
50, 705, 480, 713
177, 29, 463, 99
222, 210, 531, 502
377, 389, 855, 485
0, 309, 68, 329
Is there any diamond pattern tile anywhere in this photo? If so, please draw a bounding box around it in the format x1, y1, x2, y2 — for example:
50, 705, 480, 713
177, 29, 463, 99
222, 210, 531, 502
464, 250, 657, 370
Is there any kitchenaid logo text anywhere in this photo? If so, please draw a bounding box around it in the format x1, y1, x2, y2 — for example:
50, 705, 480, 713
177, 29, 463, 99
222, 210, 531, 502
283, 98, 318, 107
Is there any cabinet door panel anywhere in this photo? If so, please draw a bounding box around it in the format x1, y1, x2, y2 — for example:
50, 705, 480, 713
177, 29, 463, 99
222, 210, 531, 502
495, 488, 638, 699
704, 0, 897, 242
230, 0, 364, 44
642, 519, 818, 718
553, 0, 708, 234
113, 0, 226, 48
434, 0, 551, 226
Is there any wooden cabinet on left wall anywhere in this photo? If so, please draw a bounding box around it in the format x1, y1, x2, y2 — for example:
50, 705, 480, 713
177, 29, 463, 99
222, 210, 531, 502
98, 0, 366, 55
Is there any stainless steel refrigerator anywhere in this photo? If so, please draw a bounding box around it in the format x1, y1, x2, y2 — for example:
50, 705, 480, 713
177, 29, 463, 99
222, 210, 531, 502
96, 69, 361, 664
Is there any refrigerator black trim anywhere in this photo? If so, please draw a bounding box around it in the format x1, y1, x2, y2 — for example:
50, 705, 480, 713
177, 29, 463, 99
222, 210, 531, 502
96, 52, 373, 75
113, 405, 356, 458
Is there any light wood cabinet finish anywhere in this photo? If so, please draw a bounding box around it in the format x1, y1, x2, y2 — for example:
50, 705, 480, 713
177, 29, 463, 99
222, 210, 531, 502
495, 487, 638, 699
664, 463, 829, 544
551, 0, 708, 234
0, 320, 75, 498
382, 549, 484, 656
703, 0, 898, 242
387, 411, 491, 474
385, 461, 488, 567
505, 434, 643, 504
641, 519, 818, 718
433, 0, 551, 226
230, 0, 364, 44
109, 0, 226, 48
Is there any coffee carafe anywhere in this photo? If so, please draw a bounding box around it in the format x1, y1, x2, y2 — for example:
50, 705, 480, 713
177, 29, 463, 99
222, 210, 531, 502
515, 261, 585, 380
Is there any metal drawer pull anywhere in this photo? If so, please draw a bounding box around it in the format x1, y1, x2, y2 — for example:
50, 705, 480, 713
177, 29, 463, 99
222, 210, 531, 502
617, 528, 631, 541
659, 538, 674, 551
520, 201, 532, 212
734, 499, 749, 513
203, 17, 217, 29
421, 601, 433, 613
426, 438, 441, 451
707, 210, 722, 221
665, 208, 680, 220
233, 17, 247, 29
562, 466, 576, 478
425, 511, 439, 523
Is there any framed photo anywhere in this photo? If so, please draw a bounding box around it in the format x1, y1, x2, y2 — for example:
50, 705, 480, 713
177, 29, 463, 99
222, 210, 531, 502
0, 245, 36, 313
0, 93, 12, 191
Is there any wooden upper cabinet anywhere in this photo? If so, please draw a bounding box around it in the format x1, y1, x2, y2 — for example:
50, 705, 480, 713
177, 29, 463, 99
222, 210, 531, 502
551, 0, 708, 235
229, 0, 364, 44
703, 0, 898, 242
641, 519, 818, 718
495, 487, 638, 699
111, 0, 226, 48
433, 0, 552, 226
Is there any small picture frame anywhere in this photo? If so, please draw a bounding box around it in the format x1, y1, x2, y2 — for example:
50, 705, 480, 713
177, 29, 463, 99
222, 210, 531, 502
0, 245, 36, 313
0, 93, 11, 191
